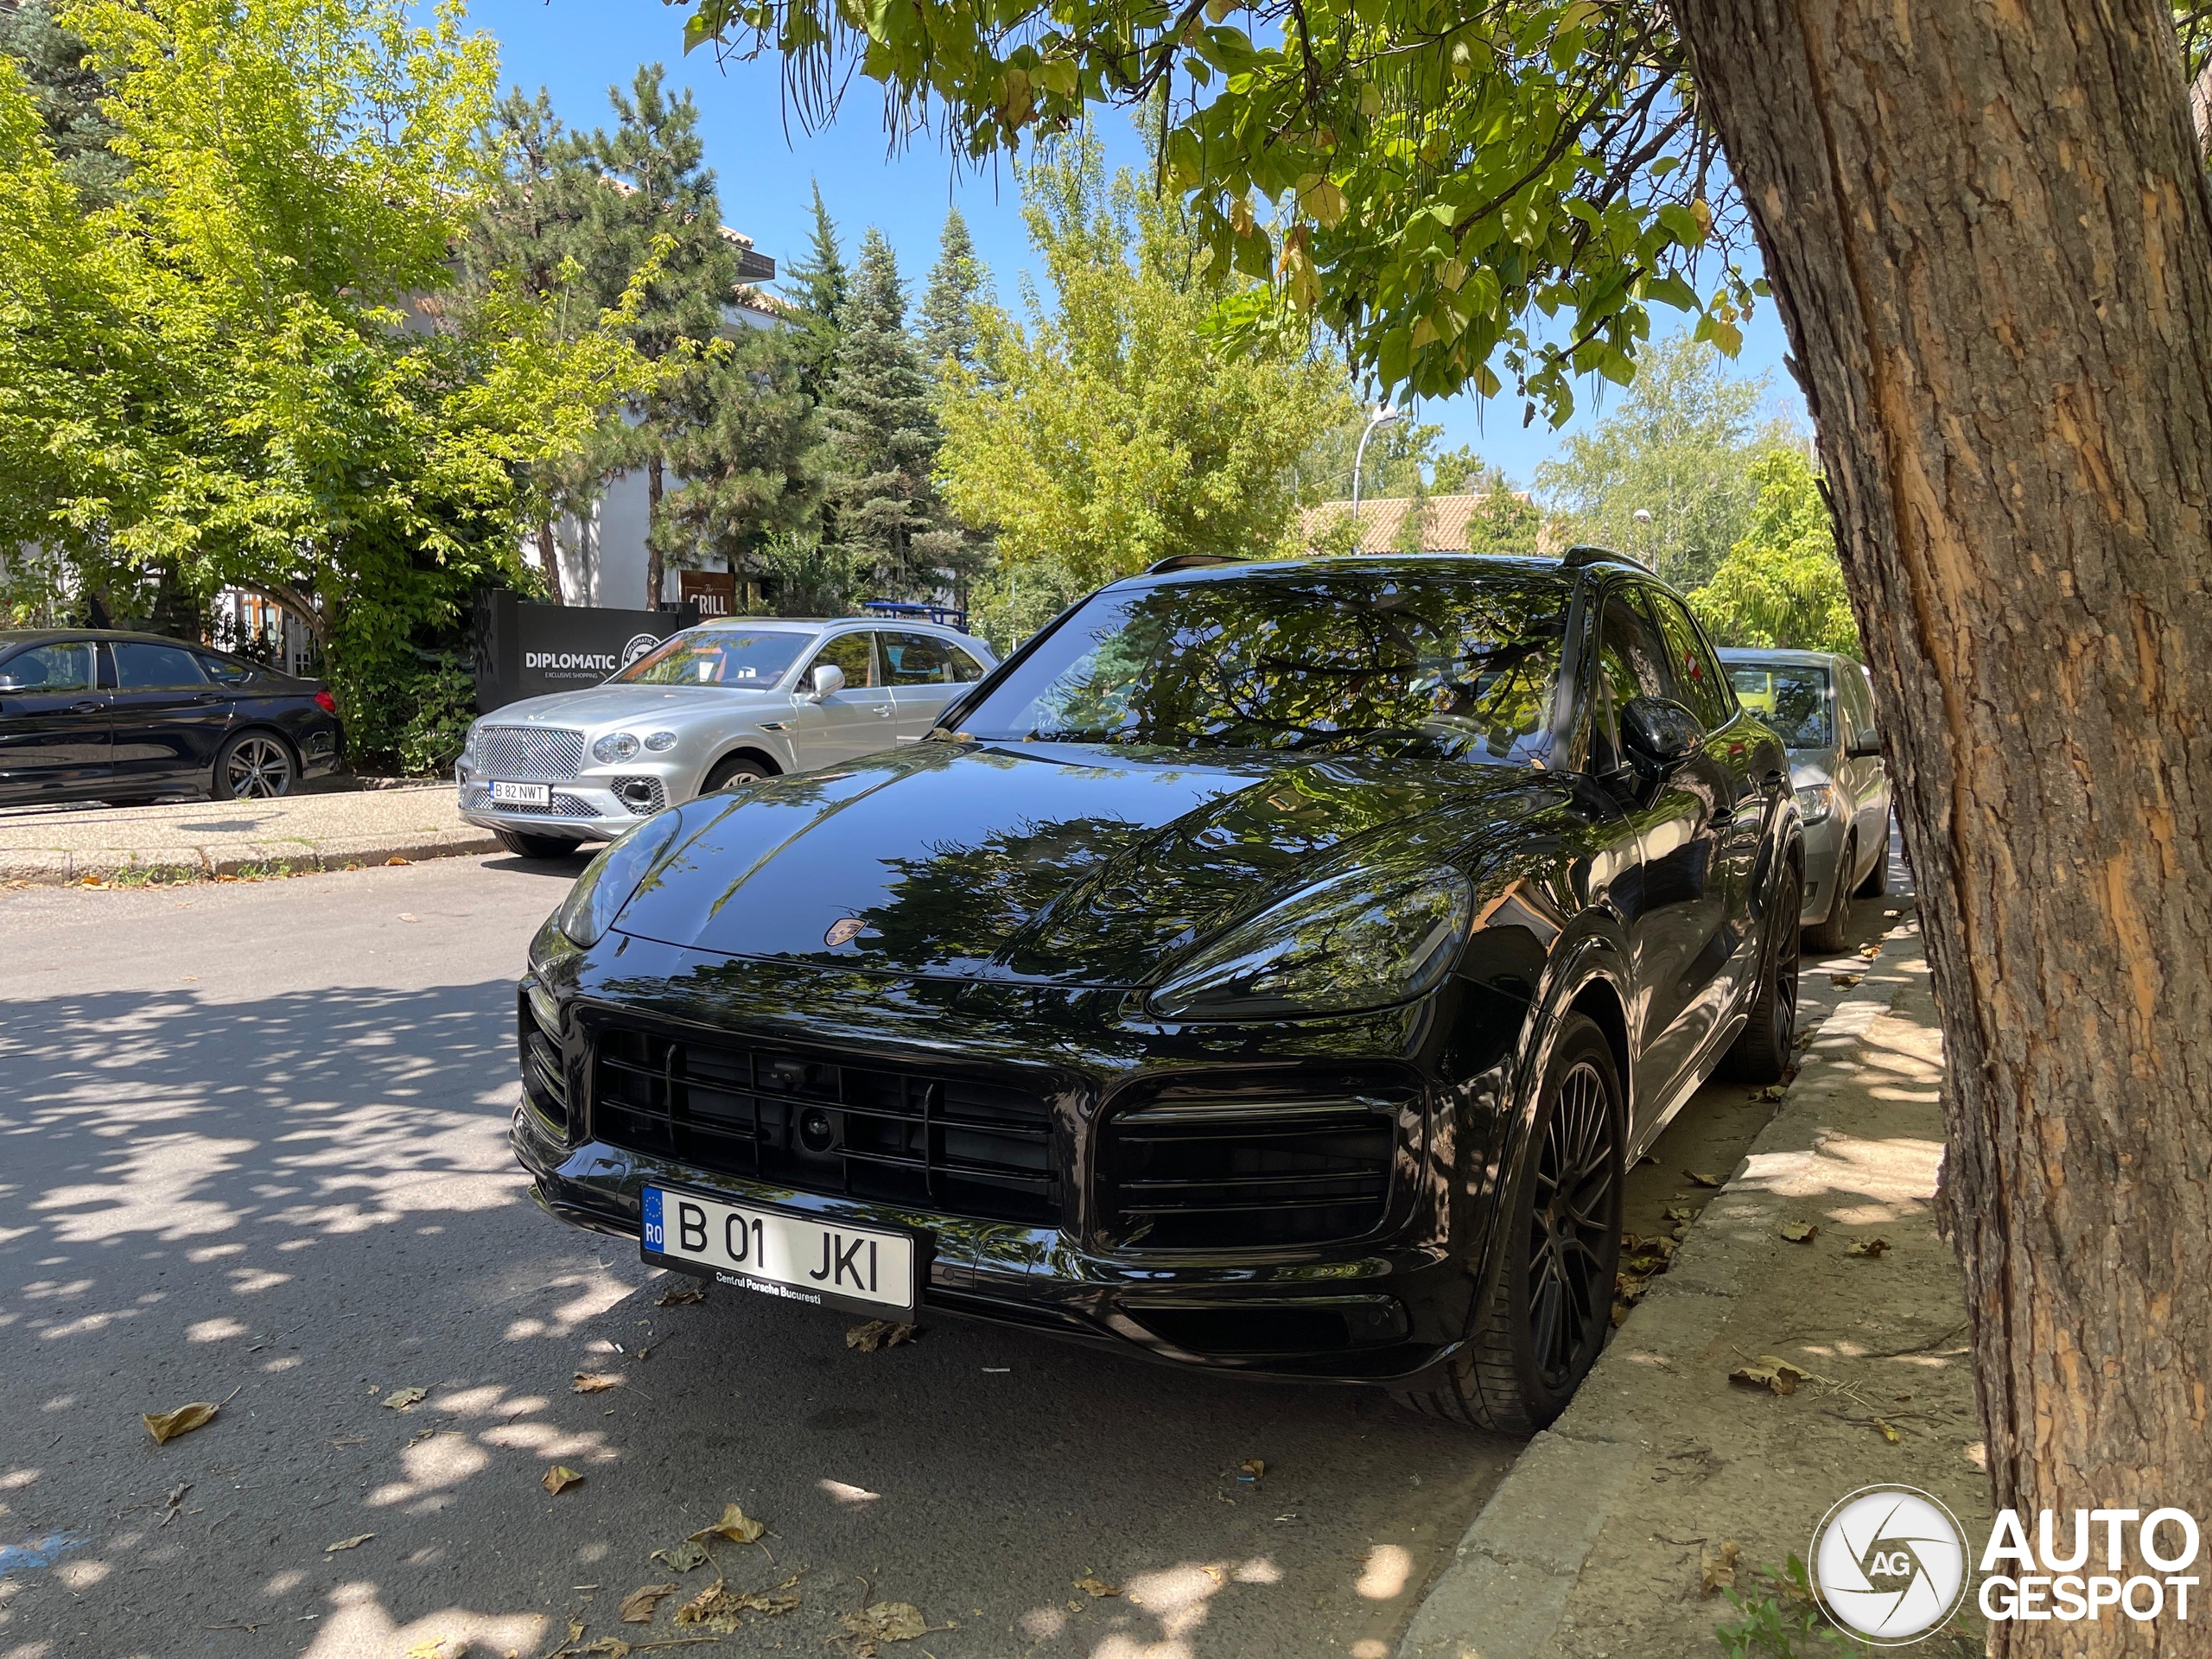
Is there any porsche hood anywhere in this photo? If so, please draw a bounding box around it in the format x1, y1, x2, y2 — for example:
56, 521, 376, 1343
608, 742, 1563, 987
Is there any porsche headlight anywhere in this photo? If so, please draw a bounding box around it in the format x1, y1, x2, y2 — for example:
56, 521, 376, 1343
1148, 867, 1476, 1021
1795, 782, 1835, 824
556, 813, 682, 948
592, 732, 641, 764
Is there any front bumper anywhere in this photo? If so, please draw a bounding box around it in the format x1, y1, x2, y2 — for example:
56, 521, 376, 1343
1796, 810, 1847, 924
457, 766, 676, 843
510, 931, 1532, 1383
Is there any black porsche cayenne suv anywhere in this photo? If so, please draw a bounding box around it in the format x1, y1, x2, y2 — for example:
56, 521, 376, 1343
512, 551, 1801, 1431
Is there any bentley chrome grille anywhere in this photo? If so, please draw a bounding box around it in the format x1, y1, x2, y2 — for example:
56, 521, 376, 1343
475, 726, 586, 782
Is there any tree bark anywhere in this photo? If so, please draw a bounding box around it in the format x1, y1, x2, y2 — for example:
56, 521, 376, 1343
1675, 1, 2212, 1648
645, 454, 665, 610
536, 521, 565, 606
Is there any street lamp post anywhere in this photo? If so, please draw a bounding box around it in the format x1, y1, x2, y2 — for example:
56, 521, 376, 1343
1349, 403, 1401, 550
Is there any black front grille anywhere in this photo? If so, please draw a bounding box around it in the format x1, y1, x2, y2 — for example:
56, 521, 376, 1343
590, 1025, 1060, 1225
1099, 1089, 1398, 1250
520, 994, 569, 1133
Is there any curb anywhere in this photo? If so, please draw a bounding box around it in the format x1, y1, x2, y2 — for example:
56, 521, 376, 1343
1397, 923, 1917, 1659
0, 830, 505, 887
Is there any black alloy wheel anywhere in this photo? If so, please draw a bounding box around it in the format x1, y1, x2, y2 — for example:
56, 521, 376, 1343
1805, 833, 1854, 952
212, 731, 296, 801
1722, 863, 1802, 1083
494, 828, 585, 861
1393, 1013, 1624, 1434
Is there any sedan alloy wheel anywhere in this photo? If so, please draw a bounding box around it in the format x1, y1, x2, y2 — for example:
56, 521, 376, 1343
218, 734, 295, 800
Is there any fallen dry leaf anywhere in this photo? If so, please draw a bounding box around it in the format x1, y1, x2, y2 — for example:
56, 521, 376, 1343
619, 1583, 680, 1624
1858, 943, 1881, 958
1073, 1575, 1119, 1598
1748, 1084, 1786, 1103
1662, 1205, 1698, 1224
571, 1641, 630, 1658
1847, 1236, 1891, 1259
651, 1540, 711, 1573
1874, 1420, 1903, 1445
1779, 1221, 1818, 1243
385, 855, 410, 867
677, 1579, 801, 1632
1237, 1459, 1265, 1480
1830, 972, 1865, 988
653, 1281, 706, 1307
325, 1533, 374, 1554
1684, 1170, 1724, 1189
1729, 1357, 1812, 1397
573, 1372, 623, 1395
142, 1401, 219, 1445
844, 1320, 918, 1353
689, 1503, 765, 1545
543, 1465, 584, 1496
840, 1601, 928, 1645
1699, 1539, 1742, 1595
382, 1386, 429, 1411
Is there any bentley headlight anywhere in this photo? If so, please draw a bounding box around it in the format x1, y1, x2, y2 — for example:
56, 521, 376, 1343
556, 814, 682, 948
458, 721, 480, 770
1148, 866, 1476, 1021
1795, 782, 1835, 824
592, 732, 641, 764
644, 730, 677, 752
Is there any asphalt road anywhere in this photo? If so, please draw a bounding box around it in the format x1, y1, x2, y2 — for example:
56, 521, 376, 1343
0, 855, 1518, 1659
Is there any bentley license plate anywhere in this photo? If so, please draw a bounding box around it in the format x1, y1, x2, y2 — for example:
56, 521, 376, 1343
641, 1185, 918, 1320
490, 780, 550, 806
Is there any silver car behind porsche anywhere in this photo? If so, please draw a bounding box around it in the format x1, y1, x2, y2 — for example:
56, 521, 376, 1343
456, 616, 997, 858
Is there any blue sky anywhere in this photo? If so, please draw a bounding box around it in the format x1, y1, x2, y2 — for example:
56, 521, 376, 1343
471, 0, 1803, 491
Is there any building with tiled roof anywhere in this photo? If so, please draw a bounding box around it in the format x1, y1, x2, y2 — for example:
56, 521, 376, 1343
1300, 492, 1553, 554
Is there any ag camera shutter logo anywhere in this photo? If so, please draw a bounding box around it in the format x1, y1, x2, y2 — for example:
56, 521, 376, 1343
1810, 1485, 1969, 1643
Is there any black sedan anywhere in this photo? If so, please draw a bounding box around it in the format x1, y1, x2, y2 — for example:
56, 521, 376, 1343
0, 630, 342, 805
512, 552, 1802, 1431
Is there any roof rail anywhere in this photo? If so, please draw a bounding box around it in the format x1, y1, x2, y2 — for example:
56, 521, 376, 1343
1146, 553, 1248, 575
1560, 543, 1655, 575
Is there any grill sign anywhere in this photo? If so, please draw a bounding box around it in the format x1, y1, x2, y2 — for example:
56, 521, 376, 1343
473, 591, 694, 712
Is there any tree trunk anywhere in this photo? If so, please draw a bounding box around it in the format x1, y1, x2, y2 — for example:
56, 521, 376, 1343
536, 521, 565, 606
645, 454, 664, 610
1675, 2, 2212, 1649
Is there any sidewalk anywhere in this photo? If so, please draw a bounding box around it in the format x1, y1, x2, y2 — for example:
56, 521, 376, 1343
0, 782, 505, 884
1401, 919, 1992, 1658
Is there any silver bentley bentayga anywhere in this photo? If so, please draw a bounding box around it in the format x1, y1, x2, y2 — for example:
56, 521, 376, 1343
456, 617, 998, 859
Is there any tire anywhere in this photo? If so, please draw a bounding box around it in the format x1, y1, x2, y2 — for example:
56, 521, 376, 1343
1803, 835, 1853, 953
702, 753, 775, 792
495, 828, 585, 861
1722, 862, 1803, 1084
210, 730, 296, 801
1854, 828, 1890, 898
1392, 1014, 1624, 1435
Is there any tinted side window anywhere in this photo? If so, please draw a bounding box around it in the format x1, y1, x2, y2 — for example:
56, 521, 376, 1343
197, 652, 258, 687
880, 631, 956, 686
1645, 591, 1733, 730
111, 642, 210, 690
801, 632, 874, 689
1597, 590, 1675, 706
0, 642, 92, 692
947, 645, 986, 683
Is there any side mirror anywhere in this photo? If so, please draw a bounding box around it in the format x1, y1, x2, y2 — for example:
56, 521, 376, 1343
1847, 728, 1883, 759
1620, 696, 1704, 768
808, 664, 846, 700
0, 676, 21, 692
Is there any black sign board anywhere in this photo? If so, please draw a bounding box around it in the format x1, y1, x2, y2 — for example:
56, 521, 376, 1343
473, 591, 696, 713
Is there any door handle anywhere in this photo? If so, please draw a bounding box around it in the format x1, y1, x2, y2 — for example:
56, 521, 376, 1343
70, 700, 104, 715
875, 705, 893, 717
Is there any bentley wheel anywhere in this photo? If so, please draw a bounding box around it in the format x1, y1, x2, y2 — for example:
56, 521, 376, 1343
1722, 863, 1803, 1084
1393, 1013, 1623, 1435
1804, 835, 1853, 952
494, 829, 585, 861
703, 753, 774, 792
211, 731, 296, 801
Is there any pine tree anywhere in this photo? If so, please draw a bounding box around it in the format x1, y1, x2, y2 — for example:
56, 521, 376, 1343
1465, 467, 1543, 556
579, 65, 737, 609
781, 180, 849, 406
0, 2, 126, 207
826, 228, 960, 600
917, 207, 987, 380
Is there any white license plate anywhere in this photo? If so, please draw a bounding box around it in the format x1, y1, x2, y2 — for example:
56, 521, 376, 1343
490, 780, 550, 806
641, 1185, 918, 1319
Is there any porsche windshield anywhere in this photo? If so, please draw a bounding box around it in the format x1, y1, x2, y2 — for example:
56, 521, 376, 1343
611, 631, 808, 687
963, 568, 1572, 763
